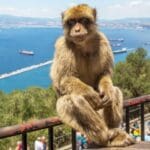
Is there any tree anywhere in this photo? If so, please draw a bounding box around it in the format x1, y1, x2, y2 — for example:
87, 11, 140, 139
113, 48, 150, 99
0, 86, 57, 149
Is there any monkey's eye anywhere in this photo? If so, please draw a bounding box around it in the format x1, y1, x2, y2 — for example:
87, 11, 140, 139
66, 19, 76, 27
79, 18, 91, 25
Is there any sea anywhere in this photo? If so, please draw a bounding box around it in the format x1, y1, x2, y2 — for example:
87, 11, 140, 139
0, 27, 150, 93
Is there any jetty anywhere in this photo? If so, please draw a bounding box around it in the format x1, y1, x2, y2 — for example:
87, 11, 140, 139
0, 60, 53, 80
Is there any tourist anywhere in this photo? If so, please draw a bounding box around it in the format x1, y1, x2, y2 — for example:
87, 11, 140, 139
145, 125, 150, 141
34, 137, 43, 150
41, 136, 47, 150
15, 141, 22, 150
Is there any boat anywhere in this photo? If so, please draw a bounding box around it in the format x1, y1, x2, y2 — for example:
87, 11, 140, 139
19, 50, 34, 56
111, 43, 121, 47
144, 42, 150, 45
113, 48, 127, 54
109, 38, 124, 42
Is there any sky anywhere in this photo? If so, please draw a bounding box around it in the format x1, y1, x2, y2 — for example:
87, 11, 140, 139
0, 0, 150, 19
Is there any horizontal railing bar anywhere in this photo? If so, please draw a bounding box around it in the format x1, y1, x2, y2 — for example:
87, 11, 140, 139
123, 95, 150, 107
0, 117, 62, 139
0, 95, 149, 140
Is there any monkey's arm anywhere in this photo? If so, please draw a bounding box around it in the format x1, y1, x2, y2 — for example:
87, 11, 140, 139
98, 32, 114, 99
98, 67, 123, 127
98, 32, 123, 126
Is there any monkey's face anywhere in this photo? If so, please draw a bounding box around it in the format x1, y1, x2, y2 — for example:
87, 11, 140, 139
62, 4, 97, 44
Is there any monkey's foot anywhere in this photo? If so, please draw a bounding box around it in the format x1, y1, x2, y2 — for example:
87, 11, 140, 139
108, 130, 135, 147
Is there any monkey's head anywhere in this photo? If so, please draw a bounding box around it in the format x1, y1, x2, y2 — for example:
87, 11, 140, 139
62, 4, 97, 44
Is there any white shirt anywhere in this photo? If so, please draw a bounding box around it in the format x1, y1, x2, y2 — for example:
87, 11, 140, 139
34, 140, 43, 150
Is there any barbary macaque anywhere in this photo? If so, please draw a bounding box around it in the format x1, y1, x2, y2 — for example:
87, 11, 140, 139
50, 4, 135, 147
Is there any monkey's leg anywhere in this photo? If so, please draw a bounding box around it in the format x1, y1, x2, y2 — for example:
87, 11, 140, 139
103, 86, 123, 128
103, 87, 135, 146
56, 94, 109, 145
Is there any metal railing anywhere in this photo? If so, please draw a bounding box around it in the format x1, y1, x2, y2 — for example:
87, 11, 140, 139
123, 95, 150, 141
0, 95, 150, 150
0, 117, 63, 150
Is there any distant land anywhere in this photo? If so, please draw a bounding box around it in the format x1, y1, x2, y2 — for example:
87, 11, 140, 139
0, 14, 150, 29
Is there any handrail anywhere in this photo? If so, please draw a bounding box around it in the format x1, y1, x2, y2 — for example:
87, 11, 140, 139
123, 95, 150, 141
123, 95, 150, 107
0, 95, 150, 150
0, 117, 62, 139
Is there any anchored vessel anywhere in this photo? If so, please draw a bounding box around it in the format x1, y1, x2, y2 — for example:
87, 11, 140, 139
113, 48, 127, 54
19, 50, 34, 56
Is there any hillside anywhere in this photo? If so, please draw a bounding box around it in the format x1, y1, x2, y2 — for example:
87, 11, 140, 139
0, 14, 150, 28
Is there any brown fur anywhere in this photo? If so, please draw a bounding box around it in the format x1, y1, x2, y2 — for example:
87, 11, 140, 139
50, 4, 135, 147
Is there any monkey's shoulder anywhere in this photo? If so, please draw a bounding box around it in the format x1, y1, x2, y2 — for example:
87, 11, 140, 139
98, 32, 110, 45
55, 36, 67, 50
97, 32, 114, 65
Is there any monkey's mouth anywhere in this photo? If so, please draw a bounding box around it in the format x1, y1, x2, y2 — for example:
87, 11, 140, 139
72, 34, 87, 42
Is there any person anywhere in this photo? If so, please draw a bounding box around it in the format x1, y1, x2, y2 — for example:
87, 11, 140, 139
131, 122, 141, 141
15, 141, 22, 150
133, 121, 139, 129
145, 124, 150, 141
76, 132, 88, 149
41, 136, 47, 150
34, 137, 43, 150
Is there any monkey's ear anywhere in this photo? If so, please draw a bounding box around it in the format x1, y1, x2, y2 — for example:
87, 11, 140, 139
93, 8, 97, 20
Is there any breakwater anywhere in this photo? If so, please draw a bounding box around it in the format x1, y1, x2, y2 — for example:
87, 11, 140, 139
0, 60, 53, 79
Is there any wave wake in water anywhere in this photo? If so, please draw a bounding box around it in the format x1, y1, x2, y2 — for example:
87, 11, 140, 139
0, 60, 53, 80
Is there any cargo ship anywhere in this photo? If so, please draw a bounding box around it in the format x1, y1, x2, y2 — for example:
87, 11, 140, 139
113, 48, 127, 54
19, 50, 34, 56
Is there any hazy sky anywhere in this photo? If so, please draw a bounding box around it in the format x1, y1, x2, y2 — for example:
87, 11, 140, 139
0, 0, 150, 19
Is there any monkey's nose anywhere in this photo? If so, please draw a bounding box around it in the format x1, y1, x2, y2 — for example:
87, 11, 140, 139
75, 28, 80, 32
74, 23, 81, 32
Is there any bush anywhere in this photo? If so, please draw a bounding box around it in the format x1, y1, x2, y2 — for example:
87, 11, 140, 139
113, 48, 150, 99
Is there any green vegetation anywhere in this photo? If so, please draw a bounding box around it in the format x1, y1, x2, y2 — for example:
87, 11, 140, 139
0, 87, 58, 149
0, 86, 57, 127
113, 48, 150, 99
0, 48, 149, 149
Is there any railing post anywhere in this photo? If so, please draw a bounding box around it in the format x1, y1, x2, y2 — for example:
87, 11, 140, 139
22, 133, 27, 150
48, 127, 54, 150
125, 107, 130, 133
72, 129, 76, 150
141, 103, 145, 141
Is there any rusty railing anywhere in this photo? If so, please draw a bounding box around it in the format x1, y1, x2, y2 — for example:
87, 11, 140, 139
0, 95, 150, 150
124, 95, 150, 141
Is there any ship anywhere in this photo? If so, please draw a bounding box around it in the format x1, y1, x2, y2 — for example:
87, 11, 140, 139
109, 38, 124, 42
19, 50, 34, 56
113, 48, 127, 54
144, 42, 150, 45
111, 43, 121, 47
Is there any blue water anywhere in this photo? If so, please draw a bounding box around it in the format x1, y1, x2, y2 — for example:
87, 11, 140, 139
0, 27, 150, 93
0, 28, 62, 74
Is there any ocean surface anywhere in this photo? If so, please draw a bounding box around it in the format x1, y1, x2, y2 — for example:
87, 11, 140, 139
0, 27, 150, 93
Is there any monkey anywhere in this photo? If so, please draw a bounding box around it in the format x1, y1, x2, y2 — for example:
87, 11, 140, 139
50, 4, 135, 147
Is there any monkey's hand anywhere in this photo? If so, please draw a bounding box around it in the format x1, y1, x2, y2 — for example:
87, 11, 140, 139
98, 75, 118, 108
99, 84, 116, 108
82, 87, 103, 110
